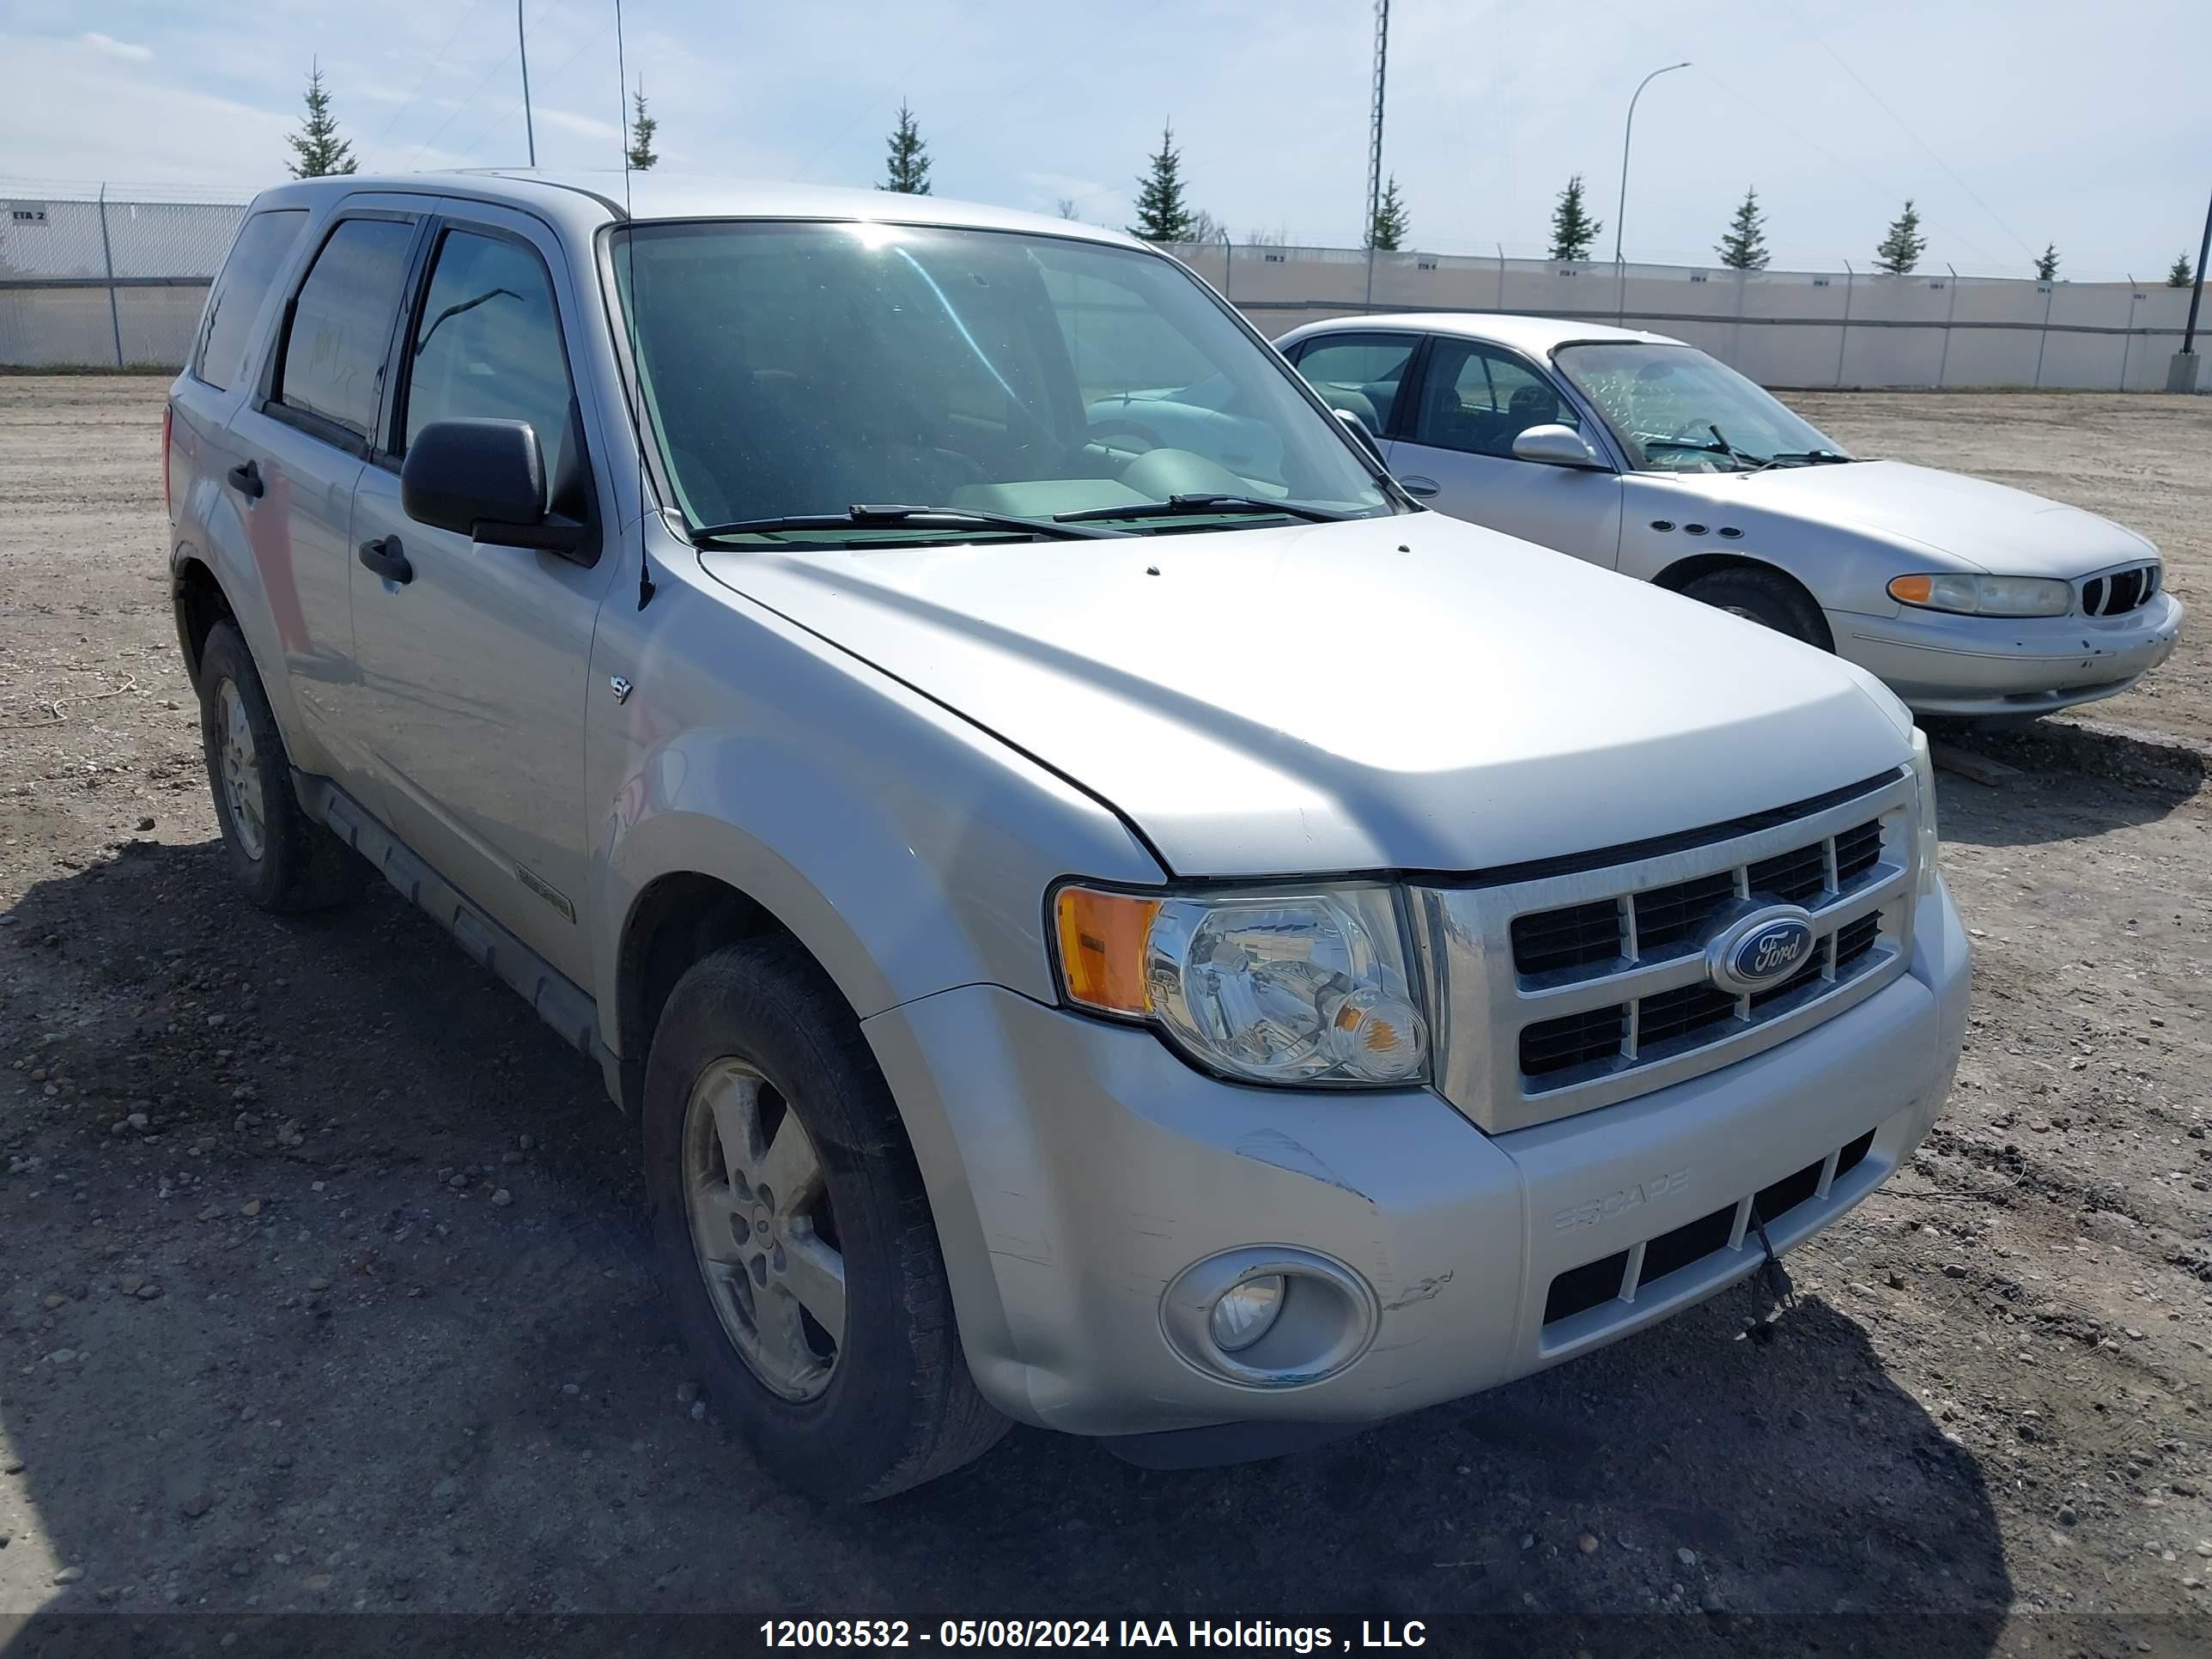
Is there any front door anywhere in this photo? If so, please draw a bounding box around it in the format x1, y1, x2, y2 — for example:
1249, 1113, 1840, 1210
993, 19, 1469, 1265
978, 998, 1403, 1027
347, 208, 617, 986
1387, 337, 1625, 567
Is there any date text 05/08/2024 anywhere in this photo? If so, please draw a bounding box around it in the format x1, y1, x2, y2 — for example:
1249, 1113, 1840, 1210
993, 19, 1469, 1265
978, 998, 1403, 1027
759, 1619, 1431, 1650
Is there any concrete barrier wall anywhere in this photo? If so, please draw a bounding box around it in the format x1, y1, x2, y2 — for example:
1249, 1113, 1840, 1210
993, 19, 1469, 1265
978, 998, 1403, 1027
1194, 245, 2198, 392
1, 185, 2198, 390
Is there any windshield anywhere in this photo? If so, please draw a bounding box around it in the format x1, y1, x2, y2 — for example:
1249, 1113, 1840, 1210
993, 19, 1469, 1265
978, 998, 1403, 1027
1553, 343, 1850, 473
611, 221, 1396, 542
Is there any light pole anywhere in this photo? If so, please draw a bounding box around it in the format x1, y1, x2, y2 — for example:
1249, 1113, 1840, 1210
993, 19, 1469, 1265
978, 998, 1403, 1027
518, 0, 538, 167
1613, 61, 1689, 266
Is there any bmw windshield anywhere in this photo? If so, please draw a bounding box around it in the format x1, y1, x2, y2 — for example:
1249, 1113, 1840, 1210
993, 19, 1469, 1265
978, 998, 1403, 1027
611, 220, 1400, 544
1554, 342, 1853, 473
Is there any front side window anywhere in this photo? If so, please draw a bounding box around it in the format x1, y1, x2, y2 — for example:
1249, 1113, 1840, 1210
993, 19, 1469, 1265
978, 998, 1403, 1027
272, 216, 417, 439
1413, 341, 1578, 459
612, 221, 1395, 539
1291, 334, 1416, 434
1553, 342, 1849, 472
402, 228, 584, 515
195, 209, 308, 392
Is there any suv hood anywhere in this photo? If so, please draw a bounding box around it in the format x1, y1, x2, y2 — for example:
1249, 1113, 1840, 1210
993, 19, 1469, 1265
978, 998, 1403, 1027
702, 515, 1911, 878
1662, 459, 2154, 576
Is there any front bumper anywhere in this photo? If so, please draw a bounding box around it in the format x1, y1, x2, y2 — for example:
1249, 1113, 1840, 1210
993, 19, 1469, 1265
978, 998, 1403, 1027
1837, 592, 2183, 716
863, 877, 1972, 1438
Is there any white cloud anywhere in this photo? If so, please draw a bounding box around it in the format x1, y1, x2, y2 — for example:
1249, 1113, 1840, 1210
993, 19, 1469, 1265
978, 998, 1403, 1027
82, 31, 152, 62
538, 108, 622, 143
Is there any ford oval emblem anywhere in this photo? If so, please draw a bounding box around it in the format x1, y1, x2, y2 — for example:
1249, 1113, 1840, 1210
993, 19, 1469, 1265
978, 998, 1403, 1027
1706, 907, 1819, 994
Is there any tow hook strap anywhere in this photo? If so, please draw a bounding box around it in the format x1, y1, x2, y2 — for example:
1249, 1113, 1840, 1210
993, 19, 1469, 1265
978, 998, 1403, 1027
1747, 1202, 1797, 1311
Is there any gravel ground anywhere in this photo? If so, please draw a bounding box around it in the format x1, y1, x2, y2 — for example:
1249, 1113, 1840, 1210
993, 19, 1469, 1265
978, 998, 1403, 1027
2, 379, 2208, 1653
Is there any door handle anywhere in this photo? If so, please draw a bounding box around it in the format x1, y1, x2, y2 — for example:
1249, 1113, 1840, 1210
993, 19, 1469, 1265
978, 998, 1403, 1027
1399, 475, 1440, 498
226, 460, 264, 500
358, 535, 413, 586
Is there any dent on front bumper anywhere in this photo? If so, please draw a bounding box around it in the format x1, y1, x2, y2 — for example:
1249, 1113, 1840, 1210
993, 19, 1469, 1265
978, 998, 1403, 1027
862, 878, 1972, 1440
1838, 592, 2183, 716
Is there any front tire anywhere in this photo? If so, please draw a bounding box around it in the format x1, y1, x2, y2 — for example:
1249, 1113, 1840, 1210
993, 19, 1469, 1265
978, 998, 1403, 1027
1680, 567, 1832, 651
642, 938, 1007, 1502
196, 620, 365, 913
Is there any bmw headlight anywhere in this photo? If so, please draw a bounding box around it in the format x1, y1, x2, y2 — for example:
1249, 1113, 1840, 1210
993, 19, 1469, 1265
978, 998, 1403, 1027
1052, 884, 1427, 1086
1909, 727, 1941, 896
1887, 573, 2072, 617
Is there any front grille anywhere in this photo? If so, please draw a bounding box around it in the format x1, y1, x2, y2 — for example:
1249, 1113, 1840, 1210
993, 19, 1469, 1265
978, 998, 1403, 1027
1635, 981, 1738, 1048
1415, 769, 1919, 1133
1632, 871, 1736, 957
1519, 1005, 1627, 1076
1542, 1127, 1883, 1328
1515, 817, 1885, 980
2081, 562, 2160, 617
1510, 899, 1621, 976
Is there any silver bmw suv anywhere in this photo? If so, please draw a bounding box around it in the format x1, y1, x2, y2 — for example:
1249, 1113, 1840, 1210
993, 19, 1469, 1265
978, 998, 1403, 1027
166, 170, 1970, 1501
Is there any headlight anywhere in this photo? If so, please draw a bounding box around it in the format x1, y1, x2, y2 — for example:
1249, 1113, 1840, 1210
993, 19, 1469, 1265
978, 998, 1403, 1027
1887, 573, 2072, 617
1052, 883, 1427, 1086
1909, 728, 1940, 896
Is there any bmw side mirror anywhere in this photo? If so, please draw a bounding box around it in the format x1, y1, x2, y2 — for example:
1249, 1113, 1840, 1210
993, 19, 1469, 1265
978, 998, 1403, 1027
1334, 407, 1384, 465
402, 417, 590, 557
1510, 423, 1607, 470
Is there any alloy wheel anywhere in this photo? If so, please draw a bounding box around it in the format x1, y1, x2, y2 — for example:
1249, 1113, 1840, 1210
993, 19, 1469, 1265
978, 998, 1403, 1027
681, 1058, 846, 1401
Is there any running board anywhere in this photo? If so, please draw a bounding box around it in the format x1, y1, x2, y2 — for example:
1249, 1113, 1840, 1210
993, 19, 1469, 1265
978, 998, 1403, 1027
293, 772, 613, 1090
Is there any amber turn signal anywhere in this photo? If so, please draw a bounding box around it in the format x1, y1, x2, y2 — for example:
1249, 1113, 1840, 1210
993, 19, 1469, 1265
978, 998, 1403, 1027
1053, 887, 1159, 1016
1887, 574, 1935, 605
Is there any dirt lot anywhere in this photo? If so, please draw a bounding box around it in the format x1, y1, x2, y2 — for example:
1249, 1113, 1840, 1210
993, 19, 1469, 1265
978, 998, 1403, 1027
2, 379, 2209, 1653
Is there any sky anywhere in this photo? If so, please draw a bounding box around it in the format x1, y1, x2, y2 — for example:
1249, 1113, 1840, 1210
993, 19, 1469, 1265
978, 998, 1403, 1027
3, 0, 2208, 281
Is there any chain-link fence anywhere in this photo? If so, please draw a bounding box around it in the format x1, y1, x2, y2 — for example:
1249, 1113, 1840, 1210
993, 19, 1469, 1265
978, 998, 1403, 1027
2, 179, 2202, 391
1, 181, 249, 369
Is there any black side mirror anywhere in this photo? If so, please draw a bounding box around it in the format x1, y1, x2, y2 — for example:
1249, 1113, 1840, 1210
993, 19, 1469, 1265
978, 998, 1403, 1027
402, 418, 588, 557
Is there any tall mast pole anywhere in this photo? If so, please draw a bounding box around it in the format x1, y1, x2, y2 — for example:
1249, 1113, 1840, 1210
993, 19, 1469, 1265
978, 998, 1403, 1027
519, 0, 538, 167
1365, 0, 1389, 246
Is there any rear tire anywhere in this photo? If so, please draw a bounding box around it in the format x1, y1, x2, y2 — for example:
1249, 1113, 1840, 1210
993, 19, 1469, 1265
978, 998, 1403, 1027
196, 620, 366, 913
642, 937, 1008, 1502
1680, 567, 1832, 651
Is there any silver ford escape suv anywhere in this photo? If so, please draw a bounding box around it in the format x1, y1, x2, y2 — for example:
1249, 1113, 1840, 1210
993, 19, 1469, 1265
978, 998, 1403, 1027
164, 171, 1971, 1501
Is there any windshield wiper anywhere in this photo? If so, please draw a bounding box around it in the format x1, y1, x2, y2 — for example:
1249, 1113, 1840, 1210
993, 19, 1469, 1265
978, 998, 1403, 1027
1759, 448, 1855, 466
1707, 424, 1769, 470
690, 503, 1129, 545
1054, 493, 1352, 526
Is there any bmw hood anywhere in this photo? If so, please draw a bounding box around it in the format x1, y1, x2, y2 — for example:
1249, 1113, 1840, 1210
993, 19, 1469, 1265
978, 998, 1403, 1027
1666, 459, 2155, 577
700, 514, 1912, 878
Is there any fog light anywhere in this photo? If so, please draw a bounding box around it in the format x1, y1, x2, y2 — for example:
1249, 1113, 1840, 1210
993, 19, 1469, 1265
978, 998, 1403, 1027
1209, 1276, 1285, 1352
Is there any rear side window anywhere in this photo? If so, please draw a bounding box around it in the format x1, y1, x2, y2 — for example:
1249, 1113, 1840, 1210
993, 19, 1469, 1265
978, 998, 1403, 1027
272, 217, 417, 439
1292, 335, 1416, 433
400, 229, 584, 513
193, 209, 308, 392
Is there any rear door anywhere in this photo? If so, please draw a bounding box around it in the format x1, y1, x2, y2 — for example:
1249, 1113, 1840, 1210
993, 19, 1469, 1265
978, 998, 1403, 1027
1389, 337, 1624, 566
222, 209, 427, 776
346, 203, 617, 985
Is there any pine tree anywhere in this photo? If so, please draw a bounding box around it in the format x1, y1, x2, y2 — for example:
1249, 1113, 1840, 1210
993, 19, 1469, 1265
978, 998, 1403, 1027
285, 61, 358, 179
1367, 174, 1409, 252
1715, 186, 1770, 270
1129, 122, 1195, 243
2169, 252, 2196, 289
880, 100, 932, 195
1548, 175, 1601, 263
1874, 199, 1926, 274
2033, 242, 2059, 282
626, 82, 659, 171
